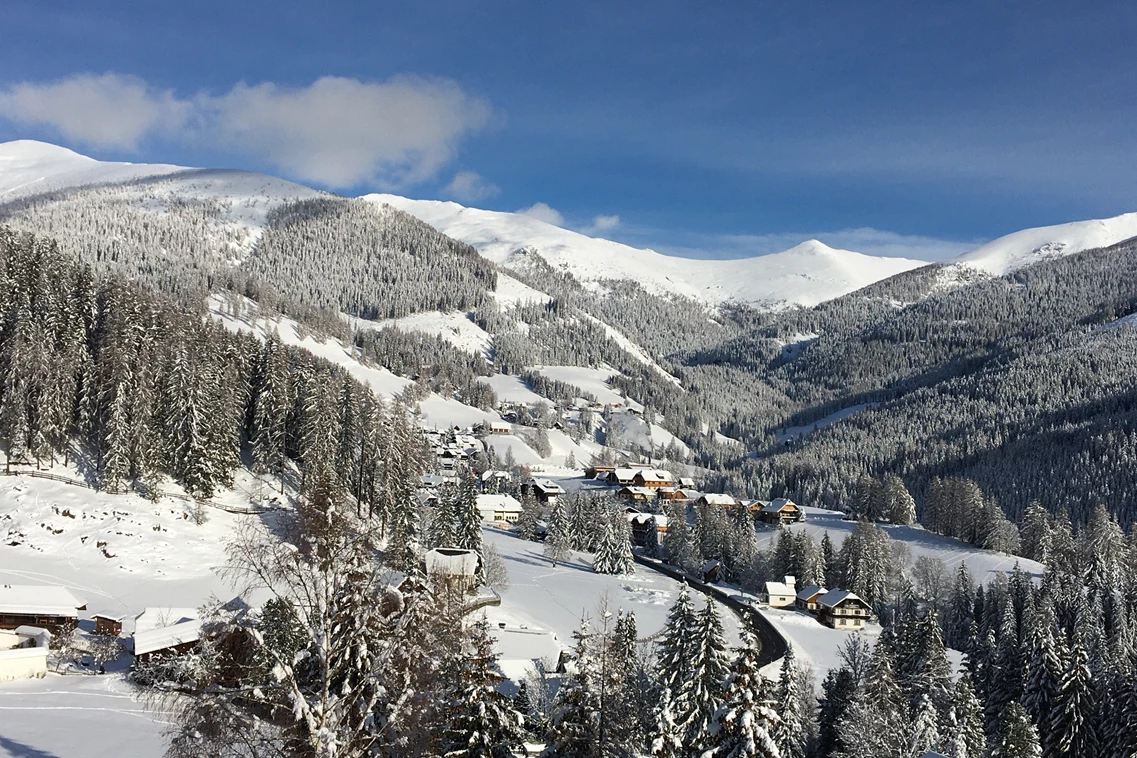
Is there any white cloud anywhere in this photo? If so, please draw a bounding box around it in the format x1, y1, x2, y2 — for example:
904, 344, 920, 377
581, 214, 620, 235
0, 73, 189, 151
444, 170, 500, 202
517, 202, 565, 226
0, 73, 493, 188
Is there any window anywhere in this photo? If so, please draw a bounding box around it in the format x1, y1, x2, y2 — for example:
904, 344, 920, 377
839, 619, 845, 626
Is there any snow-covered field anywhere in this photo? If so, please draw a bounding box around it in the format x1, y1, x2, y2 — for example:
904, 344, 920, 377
483, 527, 743, 657
529, 365, 636, 408
756, 507, 1045, 584
365, 310, 493, 358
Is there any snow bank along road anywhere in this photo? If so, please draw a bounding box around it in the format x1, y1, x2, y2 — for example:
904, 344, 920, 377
632, 554, 788, 668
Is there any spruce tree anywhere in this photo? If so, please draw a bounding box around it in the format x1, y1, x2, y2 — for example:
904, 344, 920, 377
773, 647, 806, 758
682, 600, 730, 749
946, 674, 986, 758
543, 499, 573, 567
1045, 641, 1097, 758
991, 703, 1042, 758
703, 636, 780, 758
544, 618, 600, 758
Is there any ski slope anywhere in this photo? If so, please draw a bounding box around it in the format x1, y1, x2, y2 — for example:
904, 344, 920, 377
949, 212, 1137, 276
367, 194, 929, 308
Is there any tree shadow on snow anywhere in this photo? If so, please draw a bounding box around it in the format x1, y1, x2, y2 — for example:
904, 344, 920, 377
0, 735, 64, 758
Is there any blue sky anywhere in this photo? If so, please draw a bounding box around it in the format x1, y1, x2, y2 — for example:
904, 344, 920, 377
2, 1, 1135, 260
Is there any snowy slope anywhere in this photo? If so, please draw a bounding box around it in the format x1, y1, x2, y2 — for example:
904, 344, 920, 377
949, 212, 1137, 276
366, 194, 929, 308
0, 139, 185, 197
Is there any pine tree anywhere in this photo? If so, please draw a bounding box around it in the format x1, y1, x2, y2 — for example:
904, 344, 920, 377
703, 636, 781, 758
682, 600, 730, 749
946, 674, 986, 758
650, 686, 684, 758
773, 647, 806, 758
455, 471, 484, 554
881, 474, 916, 525
442, 616, 527, 758
908, 693, 942, 756
991, 703, 1042, 758
544, 617, 600, 758
655, 586, 698, 712
1019, 501, 1051, 565
593, 509, 635, 575
515, 490, 541, 541
543, 499, 573, 567
1045, 641, 1097, 758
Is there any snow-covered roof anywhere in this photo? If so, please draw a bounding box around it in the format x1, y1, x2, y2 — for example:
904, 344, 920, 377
766, 579, 796, 597
477, 494, 524, 514
609, 468, 639, 481
425, 548, 479, 577
492, 626, 563, 667
633, 469, 673, 482
532, 478, 566, 495
677, 477, 696, 488
134, 608, 199, 636
817, 589, 867, 609
0, 584, 85, 617
619, 486, 655, 497
133, 619, 202, 657
480, 469, 511, 481
760, 498, 798, 513
700, 493, 737, 506
626, 512, 669, 528
796, 585, 827, 602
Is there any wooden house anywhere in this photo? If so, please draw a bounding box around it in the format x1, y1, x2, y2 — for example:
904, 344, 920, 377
618, 486, 655, 504
756, 498, 804, 525
93, 614, 124, 636
605, 468, 639, 487
425, 548, 481, 593
525, 478, 566, 505
626, 512, 669, 547
697, 493, 738, 509
585, 464, 617, 479
632, 469, 674, 489
794, 585, 828, 614
0, 585, 85, 633
816, 590, 872, 630
133, 608, 201, 664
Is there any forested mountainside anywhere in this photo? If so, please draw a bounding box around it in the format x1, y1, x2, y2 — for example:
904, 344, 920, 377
0, 227, 433, 564
703, 238, 1137, 525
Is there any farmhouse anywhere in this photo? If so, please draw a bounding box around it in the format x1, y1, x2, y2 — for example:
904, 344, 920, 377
133, 608, 201, 663
632, 469, 674, 489
698, 493, 738, 509
617, 486, 655, 504
605, 468, 639, 486
756, 498, 804, 525
425, 548, 481, 593
476, 493, 524, 524
816, 589, 872, 630
0, 584, 85, 632
765, 576, 797, 608
93, 614, 124, 636
626, 512, 669, 547
482, 420, 512, 435
795, 585, 828, 613
525, 478, 566, 505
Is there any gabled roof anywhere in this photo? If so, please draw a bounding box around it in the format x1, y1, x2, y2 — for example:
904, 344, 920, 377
532, 478, 566, 495
0, 584, 85, 617
633, 469, 673, 482
760, 497, 799, 513
765, 580, 795, 597
477, 494, 524, 514
817, 589, 868, 608
619, 486, 655, 497
700, 493, 737, 506
425, 548, 479, 577
796, 585, 827, 601
608, 468, 639, 481
135, 607, 199, 636
134, 619, 202, 657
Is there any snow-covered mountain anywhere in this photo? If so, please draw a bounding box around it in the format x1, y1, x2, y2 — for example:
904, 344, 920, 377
948, 211, 1137, 276
368, 194, 930, 308
0, 139, 186, 197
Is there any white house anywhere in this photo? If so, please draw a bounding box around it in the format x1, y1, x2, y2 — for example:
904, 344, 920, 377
0, 625, 52, 682
764, 576, 797, 608
476, 494, 524, 524
491, 626, 565, 686
425, 548, 480, 592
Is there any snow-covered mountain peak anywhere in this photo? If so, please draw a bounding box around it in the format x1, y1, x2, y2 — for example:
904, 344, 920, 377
0, 139, 97, 164
0, 138, 188, 198
367, 194, 928, 308
948, 212, 1137, 276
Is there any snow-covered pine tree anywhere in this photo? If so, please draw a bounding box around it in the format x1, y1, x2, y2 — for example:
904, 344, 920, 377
455, 470, 484, 554
593, 509, 635, 575
772, 647, 806, 758
442, 615, 527, 758
702, 635, 781, 758
663, 500, 699, 574
543, 499, 573, 567
515, 490, 541, 541
682, 600, 730, 750
946, 674, 987, 758
1019, 501, 1052, 565
908, 693, 942, 756
650, 686, 684, 758
655, 586, 698, 712
1022, 623, 1062, 744
990, 702, 1042, 758
1045, 640, 1098, 758
882, 474, 916, 525
430, 481, 461, 549
544, 617, 601, 758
